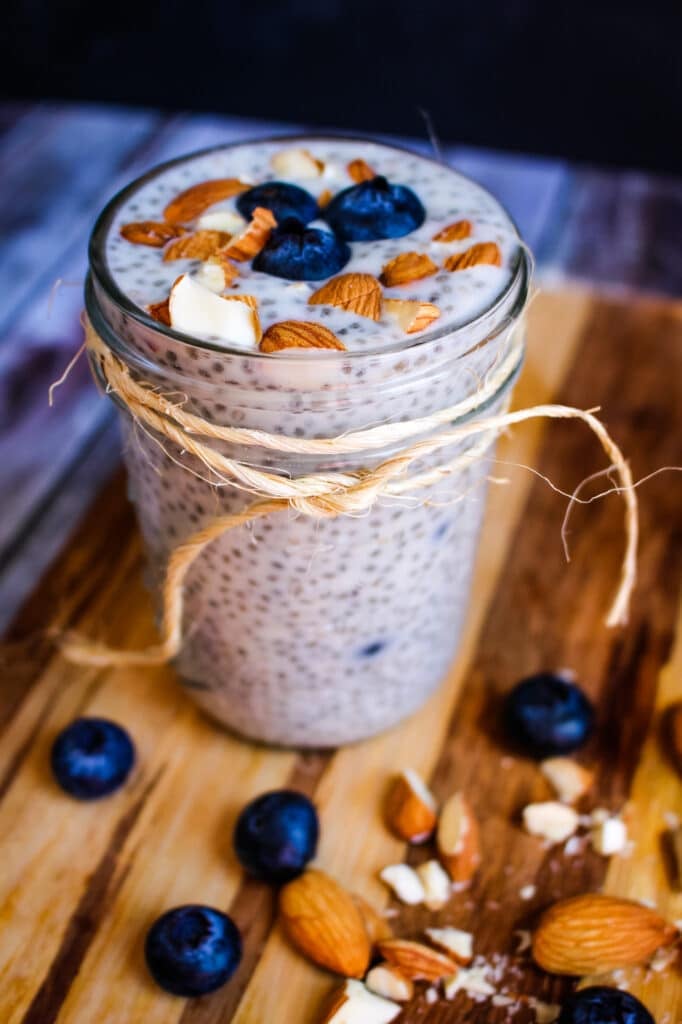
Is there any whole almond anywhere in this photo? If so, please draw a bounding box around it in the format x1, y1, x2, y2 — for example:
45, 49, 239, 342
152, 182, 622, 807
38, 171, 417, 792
121, 220, 184, 247
351, 893, 393, 945
437, 792, 481, 885
224, 206, 277, 262
164, 178, 249, 224
443, 242, 502, 271
279, 869, 371, 977
163, 230, 231, 261
260, 320, 346, 353
532, 894, 678, 975
384, 769, 437, 843
309, 273, 382, 321
432, 219, 472, 242
380, 252, 438, 287
347, 159, 376, 183
377, 938, 457, 982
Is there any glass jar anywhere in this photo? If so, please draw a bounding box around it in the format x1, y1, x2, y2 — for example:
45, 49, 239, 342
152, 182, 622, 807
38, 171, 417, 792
86, 142, 531, 747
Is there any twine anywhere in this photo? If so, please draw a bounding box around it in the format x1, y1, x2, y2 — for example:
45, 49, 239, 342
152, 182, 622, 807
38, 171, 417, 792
58, 318, 638, 667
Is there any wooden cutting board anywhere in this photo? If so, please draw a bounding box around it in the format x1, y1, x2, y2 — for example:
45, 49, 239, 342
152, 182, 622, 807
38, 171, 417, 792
1, 290, 681, 1024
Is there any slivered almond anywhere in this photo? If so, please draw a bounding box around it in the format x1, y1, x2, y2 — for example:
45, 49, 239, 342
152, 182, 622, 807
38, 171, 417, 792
383, 299, 440, 335
319, 980, 401, 1023
385, 769, 437, 843
120, 220, 185, 247
380, 252, 438, 287
347, 159, 376, 183
163, 178, 249, 224
351, 894, 393, 946
260, 320, 346, 353
365, 964, 414, 1002
425, 926, 474, 965
318, 188, 334, 209
309, 273, 382, 321
532, 894, 678, 975
443, 241, 502, 271
163, 230, 231, 261
377, 939, 457, 982
432, 219, 472, 242
437, 792, 481, 885
148, 297, 171, 326
540, 758, 594, 804
271, 147, 324, 178
224, 206, 277, 262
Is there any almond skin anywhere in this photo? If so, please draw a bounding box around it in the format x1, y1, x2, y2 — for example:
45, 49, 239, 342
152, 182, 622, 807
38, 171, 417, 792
384, 770, 437, 843
347, 159, 376, 183
163, 230, 231, 261
376, 939, 457, 982
279, 869, 371, 977
532, 894, 678, 975
148, 297, 171, 326
436, 792, 481, 885
383, 299, 441, 335
380, 252, 438, 287
443, 242, 502, 271
224, 206, 277, 262
121, 220, 185, 247
309, 273, 382, 321
163, 178, 249, 224
432, 219, 472, 242
260, 320, 346, 353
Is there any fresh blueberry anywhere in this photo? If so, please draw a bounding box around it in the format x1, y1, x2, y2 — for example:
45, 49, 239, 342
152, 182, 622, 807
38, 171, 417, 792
322, 175, 425, 241
51, 717, 135, 799
236, 181, 318, 224
504, 672, 594, 758
558, 986, 654, 1024
253, 217, 350, 280
145, 904, 242, 997
233, 789, 319, 883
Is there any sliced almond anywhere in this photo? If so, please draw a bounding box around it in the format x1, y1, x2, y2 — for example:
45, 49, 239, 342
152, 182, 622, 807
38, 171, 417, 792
168, 274, 260, 346
383, 298, 441, 335
347, 159, 376, 183
425, 926, 474, 965
591, 813, 628, 855
436, 792, 481, 885
309, 273, 382, 322
416, 860, 452, 911
379, 864, 425, 906
163, 230, 231, 262
224, 206, 277, 262
279, 869, 371, 978
532, 893, 678, 975
148, 297, 171, 326
432, 219, 472, 242
523, 801, 579, 843
260, 320, 346, 353
443, 241, 502, 271
271, 147, 324, 178
365, 964, 413, 1002
318, 188, 334, 209
384, 769, 437, 843
196, 209, 247, 234
540, 758, 594, 804
380, 252, 438, 287
351, 894, 393, 946
377, 939, 457, 982
319, 980, 401, 1024
120, 220, 185, 247
163, 178, 249, 224
443, 965, 495, 999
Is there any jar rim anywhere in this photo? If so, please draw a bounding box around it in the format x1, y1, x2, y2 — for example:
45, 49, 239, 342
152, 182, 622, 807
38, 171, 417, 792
88, 132, 532, 361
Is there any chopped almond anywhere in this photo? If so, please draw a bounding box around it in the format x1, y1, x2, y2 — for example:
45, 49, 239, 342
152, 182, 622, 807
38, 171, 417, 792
319, 980, 401, 1024
365, 964, 413, 1002
380, 252, 438, 287
148, 297, 171, 326
379, 864, 425, 906
163, 230, 231, 262
271, 147, 324, 178
163, 178, 249, 224
259, 320, 346, 353
224, 206, 277, 262
347, 159, 376, 183
416, 860, 451, 911
425, 926, 474, 965
383, 299, 440, 335
120, 220, 185, 247
318, 188, 334, 209
384, 769, 437, 843
540, 758, 594, 804
436, 792, 481, 885
432, 219, 472, 242
522, 801, 579, 843
168, 274, 260, 346
443, 242, 501, 271
309, 273, 382, 322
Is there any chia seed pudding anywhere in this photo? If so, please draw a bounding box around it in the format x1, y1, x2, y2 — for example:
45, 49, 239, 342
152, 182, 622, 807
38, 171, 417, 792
86, 135, 530, 747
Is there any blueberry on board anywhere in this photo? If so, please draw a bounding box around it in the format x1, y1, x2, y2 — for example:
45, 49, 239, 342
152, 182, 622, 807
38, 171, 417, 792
51, 717, 135, 799
322, 175, 425, 241
233, 789, 319, 883
145, 905, 242, 997
558, 986, 655, 1024
253, 218, 350, 280
236, 181, 318, 224
504, 672, 594, 758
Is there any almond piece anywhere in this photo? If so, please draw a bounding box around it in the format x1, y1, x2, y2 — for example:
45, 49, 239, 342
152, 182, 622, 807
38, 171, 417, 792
591, 813, 628, 855
271, 147, 324, 178
319, 980, 401, 1023
309, 273, 382, 322
164, 178, 249, 224
148, 297, 171, 326
347, 159, 376, 183
279, 869, 371, 978
168, 274, 260, 346
384, 769, 437, 843
163, 230, 231, 262
380, 252, 438, 287
318, 188, 334, 209
540, 758, 594, 804
121, 220, 185, 247
207, 251, 240, 286
195, 261, 229, 293
260, 320, 346, 353
444, 965, 495, 999
425, 926, 474, 965
416, 860, 451, 911
443, 242, 502, 271
383, 299, 441, 335
196, 209, 247, 234
365, 964, 413, 1002
224, 206, 277, 262
436, 792, 481, 885
377, 939, 457, 982
523, 801, 579, 843
351, 894, 393, 946
432, 219, 472, 242
532, 894, 678, 975
379, 864, 425, 906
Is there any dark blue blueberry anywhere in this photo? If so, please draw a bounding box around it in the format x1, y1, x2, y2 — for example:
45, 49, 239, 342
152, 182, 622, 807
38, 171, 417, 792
253, 218, 350, 280
145, 905, 242, 997
504, 672, 595, 758
233, 790, 319, 883
358, 640, 387, 658
51, 717, 135, 799
322, 176, 425, 241
236, 181, 318, 224
558, 986, 654, 1024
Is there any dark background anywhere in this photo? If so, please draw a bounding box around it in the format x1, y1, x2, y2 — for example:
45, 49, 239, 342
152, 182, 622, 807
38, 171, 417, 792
3, 0, 681, 174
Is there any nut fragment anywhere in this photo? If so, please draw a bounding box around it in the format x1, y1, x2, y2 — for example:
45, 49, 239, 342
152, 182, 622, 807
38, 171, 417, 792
163, 230, 231, 261
351, 894, 393, 946
365, 964, 414, 1002
224, 206, 277, 262
425, 926, 474, 965
377, 939, 457, 982
318, 188, 334, 209
443, 242, 502, 271
532, 893, 678, 975
206, 251, 239, 286
380, 252, 438, 287
443, 965, 495, 999
196, 209, 246, 234
271, 147, 324, 178
195, 260, 229, 293
163, 178, 249, 224
384, 769, 437, 843
120, 220, 185, 247
319, 979, 401, 1023
148, 297, 171, 326
522, 801, 579, 843
347, 159, 376, 183
432, 219, 472, 242
260, 320, 346, 353
436, 792, 481, 885
416, 860, 452, 911
379, 864, 425, 906
383, 299, 441, 335
168, 274, 260, 346
279, 869, 371, 978
309, 273, 382, 322
590, 811, 628, 855
540, 758, 594, 804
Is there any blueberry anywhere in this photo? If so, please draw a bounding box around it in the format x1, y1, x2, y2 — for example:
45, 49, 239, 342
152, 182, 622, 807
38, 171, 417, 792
145, 905, 242, 997
233, 789, 319, 883
253, 218, 350, 280
504, 672, 594, 758
558, 986, 654, 1024
322, 176, 425, 241
51, 717, 135, 799
236, 181, 318, 224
